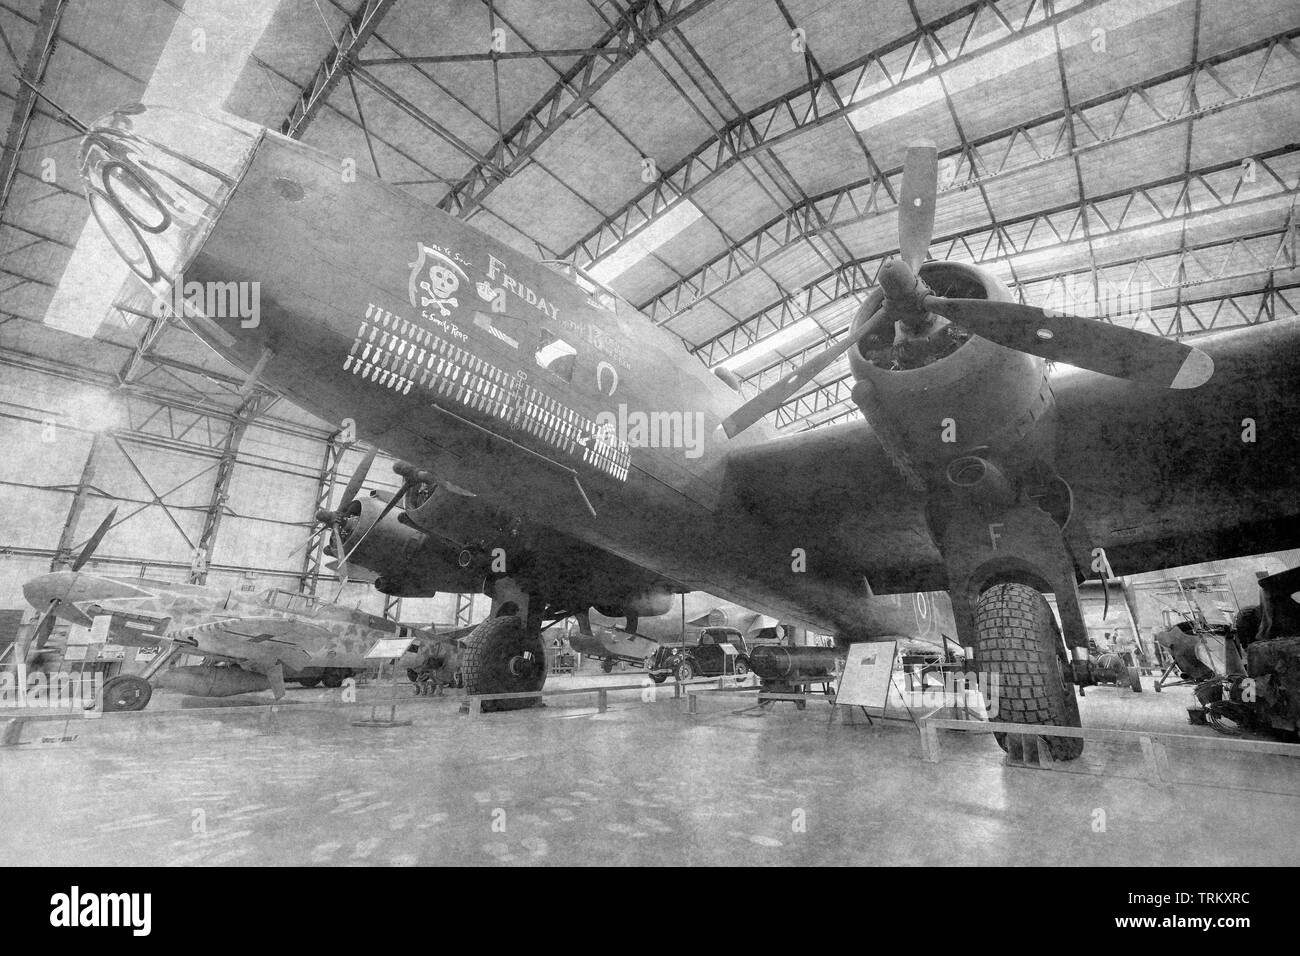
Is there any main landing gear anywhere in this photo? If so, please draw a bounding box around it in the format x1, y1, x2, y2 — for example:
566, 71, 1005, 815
461, 580, 547, 713
936, 496, 1091, 761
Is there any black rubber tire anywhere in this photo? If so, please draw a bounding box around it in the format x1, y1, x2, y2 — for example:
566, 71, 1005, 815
297, 677, 322, 688
101, 675, 152, 713
1127, 666, 1143, 693
649, 673, 668, 684
977, 583, 1084, 761
321, 668, 347, 689
675, 659, 695, 682
601, 658, 615, 673
462, 616, 546, 712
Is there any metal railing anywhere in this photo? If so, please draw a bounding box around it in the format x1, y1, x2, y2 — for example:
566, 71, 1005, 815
917, 711, 1300, 787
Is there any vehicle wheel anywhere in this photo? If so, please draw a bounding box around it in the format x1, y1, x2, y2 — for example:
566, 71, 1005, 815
321, 668, 347, 688
601, 658, 615, 674
1206, 700, 1252, 736
650, 673, 667, 684
977, 583, 1084, 761
298, 677, 322, 688
101, 675, 152, 713
1127, 666, 1143, 693
462, 616, 546, 712
675, 659, 695, 682
734, 657, 750, 677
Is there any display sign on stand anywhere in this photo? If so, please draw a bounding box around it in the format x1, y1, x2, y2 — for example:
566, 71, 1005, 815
719, 641, 740, 677
351, 638, 414, 728
834, 641, 898, 711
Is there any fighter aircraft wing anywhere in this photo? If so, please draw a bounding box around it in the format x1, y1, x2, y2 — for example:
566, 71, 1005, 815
171, 617, 321, 670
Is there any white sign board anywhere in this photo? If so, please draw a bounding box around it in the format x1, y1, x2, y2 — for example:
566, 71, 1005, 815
366, 637, 413, 660
834, 641, 897, 710
718, 642, 739, 656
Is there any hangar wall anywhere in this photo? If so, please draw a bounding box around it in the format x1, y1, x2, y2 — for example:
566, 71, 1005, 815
0, 352, 488, 628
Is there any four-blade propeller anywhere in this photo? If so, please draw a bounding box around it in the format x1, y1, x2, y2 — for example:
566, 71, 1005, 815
721, 144, 1214, 438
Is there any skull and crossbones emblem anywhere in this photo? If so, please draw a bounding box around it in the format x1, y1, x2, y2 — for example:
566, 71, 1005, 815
420, 263, 460, 317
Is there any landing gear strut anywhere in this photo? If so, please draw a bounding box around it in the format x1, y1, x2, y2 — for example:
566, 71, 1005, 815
938, 499, 1089, 760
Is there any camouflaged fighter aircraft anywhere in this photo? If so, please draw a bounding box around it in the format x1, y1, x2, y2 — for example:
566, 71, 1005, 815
17, 511, 456, 712
65, 103, 1300, 745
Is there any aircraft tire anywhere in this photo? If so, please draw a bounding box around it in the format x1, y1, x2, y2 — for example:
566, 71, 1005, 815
298, 677, 322, 688
649, 673, 668, 684
321, 669, 347, 688
101, 675, 152, 713
462, 616, 546, 713
601, 658, 615, 673
977, 583, 1084, 761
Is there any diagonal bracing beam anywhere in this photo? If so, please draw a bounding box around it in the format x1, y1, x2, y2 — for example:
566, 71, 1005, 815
0, 0, 68, 222
281, 0, 398, 139
436, 0, 719, 219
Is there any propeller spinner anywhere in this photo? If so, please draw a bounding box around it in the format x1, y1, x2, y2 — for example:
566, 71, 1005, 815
721, 144, 1214, 438
17, 507, 118, 665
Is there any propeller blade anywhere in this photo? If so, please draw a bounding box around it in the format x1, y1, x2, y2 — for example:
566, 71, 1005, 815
341, 480, 411, 564
720, 312, 881, 438
898, 143, 938, 273
338, 447, 376, 512
71, 507, 117, 572
18, 599, 60, 663
286, 527, 324, 560
924, 298, 1214, 388
331, 523, 349, 588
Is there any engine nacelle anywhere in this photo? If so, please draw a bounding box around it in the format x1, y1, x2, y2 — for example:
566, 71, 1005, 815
594, 585, 675, 620
335, 494, 487, 597
847, 261, 1057, 479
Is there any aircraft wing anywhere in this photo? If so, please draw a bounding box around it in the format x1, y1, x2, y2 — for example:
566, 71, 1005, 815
724, 417, 948, 595
171, 617, 320, 670
1050, 319, 1300, 577
725, 320, 1300, 592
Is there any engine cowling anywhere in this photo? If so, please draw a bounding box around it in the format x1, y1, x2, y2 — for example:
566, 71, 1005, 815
847, 261, 1057, 481
334, 493, 486, 596
594, 585, 675, 620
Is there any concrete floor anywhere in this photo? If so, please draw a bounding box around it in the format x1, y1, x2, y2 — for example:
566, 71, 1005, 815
1, 671, 1297, 866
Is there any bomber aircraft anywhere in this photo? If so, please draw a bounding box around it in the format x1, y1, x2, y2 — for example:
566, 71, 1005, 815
60, 101, 1300, 751
15, 510, 457, 712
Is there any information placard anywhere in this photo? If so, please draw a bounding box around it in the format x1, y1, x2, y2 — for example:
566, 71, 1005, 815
834, 641, 897, 710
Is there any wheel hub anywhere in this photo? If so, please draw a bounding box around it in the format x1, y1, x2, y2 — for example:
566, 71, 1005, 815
506, 651, 539, 680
